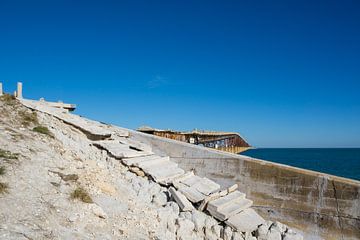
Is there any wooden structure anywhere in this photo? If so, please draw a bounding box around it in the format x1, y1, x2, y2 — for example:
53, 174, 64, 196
137, 127, 251, 154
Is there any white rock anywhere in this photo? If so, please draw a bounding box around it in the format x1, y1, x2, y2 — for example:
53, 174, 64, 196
283, 231, 303, 240
232, 231, 245, 240
267, 228, 282, 240
179, 211, 192, 220
90, 204, 107, 219
191, 210, 208, 232
152, 191, 168, 207
166, 201, 180, 217
176, 218, 195, 239
223, 226, 233, 240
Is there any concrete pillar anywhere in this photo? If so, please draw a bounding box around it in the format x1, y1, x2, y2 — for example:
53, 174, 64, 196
17, 82, 23, 98
0, 82, 3, 96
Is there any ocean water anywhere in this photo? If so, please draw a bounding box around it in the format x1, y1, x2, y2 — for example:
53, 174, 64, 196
241, 148, 360, 181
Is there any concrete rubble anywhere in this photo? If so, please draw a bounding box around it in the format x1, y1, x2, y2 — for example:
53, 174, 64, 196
0, 96, 304, 239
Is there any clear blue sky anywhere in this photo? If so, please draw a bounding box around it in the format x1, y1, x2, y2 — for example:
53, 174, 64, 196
1, 0, 359, 148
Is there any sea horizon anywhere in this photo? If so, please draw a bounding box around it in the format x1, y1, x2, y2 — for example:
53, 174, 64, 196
241, 148, 360, 181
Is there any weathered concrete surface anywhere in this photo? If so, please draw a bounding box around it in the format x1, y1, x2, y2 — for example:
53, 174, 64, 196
126, 128, 360, 240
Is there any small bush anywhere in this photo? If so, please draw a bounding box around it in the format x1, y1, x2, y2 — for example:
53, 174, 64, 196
0, 166, 5, 175
20, 111, 38, 126
0, 149, 19, 160
70, 187, 93, 203
33, 126, 52, 137
0, 182, 9, 194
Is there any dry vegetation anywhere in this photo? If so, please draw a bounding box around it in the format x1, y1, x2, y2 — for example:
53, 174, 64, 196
70, 187, 93, 203
0, 149, 19, 160
19, 110, 38, 126
0, 94, 16, 105
33, 126, 53, 137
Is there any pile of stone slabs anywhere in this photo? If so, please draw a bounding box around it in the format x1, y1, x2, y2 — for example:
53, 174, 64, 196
21, 99, 116, 139
206, 191, 253, 221
94, 140, 154, 158
173, 173, 221, 204
120, 154, 185, 185
226, 208, 265, 233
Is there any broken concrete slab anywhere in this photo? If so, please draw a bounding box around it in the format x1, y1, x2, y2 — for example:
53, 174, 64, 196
150, 167, 185, 184
136, 156, 172, 169
169, 187, 194, 211
20, 99, 115, 139
117, 137, 152, 152
178, 186, 206, 203
209, 198, 253, 221
207, 191, 246, 212
94, 140, 153, 159
122, 155, 162, 166
192, 177, 221, 196
226, 208, 265, 233
141, 160, 178, 173
180, 175, 203, 187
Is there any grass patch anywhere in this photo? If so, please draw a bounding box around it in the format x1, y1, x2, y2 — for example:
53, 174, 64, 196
0, 182, 9, 194
0, 166, 5, 175
33, 126, 53, 137
70, 187, 93, 203
0, 149, 19, 160
0, 94, 16, 105
19, 110, 38, 126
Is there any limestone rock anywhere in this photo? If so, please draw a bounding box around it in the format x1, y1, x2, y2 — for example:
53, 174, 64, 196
223, 226, 233, 240
152, 191, 168, 207
176, 218, 195, 239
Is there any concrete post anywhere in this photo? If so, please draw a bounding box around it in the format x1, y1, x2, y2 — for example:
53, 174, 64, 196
17, 82, 23, 98
0, 82, 3, 96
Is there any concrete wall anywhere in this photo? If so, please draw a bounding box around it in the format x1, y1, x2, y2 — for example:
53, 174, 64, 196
126, 128, 360, 240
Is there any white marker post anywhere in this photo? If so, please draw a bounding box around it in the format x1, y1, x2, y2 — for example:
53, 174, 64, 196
0, 82, 3, 96
17, 82, 23, 98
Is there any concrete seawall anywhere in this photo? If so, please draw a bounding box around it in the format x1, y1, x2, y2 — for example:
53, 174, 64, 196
126, 127, 360, 239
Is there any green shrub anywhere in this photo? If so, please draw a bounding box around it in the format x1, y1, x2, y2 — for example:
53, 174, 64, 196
33, 126, 52, 137
70, 187, 93, 203
0, 149, 19, 160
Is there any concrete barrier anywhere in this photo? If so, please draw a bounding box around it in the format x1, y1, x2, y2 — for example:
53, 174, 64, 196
126, 128, 360, 240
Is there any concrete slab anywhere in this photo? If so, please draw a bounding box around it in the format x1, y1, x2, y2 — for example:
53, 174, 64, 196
209, 198, 253, 221
192, 178, 221, 196
122, 155, 162, 166
207, 191, 246, 212
225, 208, 265, 233
150, 167, 185, 184
94, 140, 153, 158
180, 175, 203, 187
169, 187, 194, 211
141, 160, 178, 173
136, 156, 172, 169
178, 186, 206, 203
117, 137, 152, 152
20, 99, 115, 139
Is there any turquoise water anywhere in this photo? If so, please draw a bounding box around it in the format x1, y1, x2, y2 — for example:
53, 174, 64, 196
241, 148, 360, 181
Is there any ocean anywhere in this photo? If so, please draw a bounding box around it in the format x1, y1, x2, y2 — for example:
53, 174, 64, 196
241, 148, 360, 181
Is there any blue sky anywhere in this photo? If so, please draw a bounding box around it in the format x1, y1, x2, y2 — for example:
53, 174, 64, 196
1, 0, 359, 147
